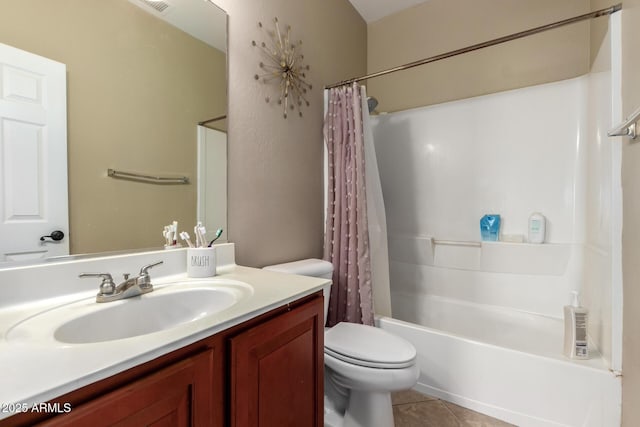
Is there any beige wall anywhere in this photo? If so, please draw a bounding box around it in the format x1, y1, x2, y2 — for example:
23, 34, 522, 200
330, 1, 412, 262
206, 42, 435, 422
0, 0, 226, 254
214, 0, 366, 266
367, 0, 590, 113
621, 0, 640, 424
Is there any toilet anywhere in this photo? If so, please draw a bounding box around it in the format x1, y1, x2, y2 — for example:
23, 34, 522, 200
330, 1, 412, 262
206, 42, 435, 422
263, 258, 419, 427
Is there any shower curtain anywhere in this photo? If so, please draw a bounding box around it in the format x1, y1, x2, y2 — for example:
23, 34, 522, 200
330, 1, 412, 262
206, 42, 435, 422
323, 83, 392, 326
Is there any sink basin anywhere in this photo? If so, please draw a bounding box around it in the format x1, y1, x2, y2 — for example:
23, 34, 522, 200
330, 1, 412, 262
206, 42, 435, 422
56, 288, 236, 343
6, 280, 253, 344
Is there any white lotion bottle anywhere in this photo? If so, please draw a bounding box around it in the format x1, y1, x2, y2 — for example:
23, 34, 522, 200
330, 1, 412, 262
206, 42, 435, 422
563, 291, 589, 359
528, 212, 546, 244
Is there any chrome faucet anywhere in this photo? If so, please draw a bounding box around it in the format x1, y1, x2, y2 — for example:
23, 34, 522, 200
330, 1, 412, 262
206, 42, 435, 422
79, 261, 163, 303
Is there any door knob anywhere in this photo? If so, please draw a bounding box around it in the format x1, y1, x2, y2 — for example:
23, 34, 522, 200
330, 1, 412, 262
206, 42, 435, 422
40, 230, 65, 242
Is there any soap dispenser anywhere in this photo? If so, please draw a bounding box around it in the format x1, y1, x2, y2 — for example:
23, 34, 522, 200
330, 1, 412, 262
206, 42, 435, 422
563, 291, 589, 359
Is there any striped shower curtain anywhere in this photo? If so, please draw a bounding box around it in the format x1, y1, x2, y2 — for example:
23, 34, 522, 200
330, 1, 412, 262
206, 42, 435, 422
323, 83, 382, 326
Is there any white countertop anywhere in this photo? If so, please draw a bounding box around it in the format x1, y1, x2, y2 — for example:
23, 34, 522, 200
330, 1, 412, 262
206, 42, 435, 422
0, 260, 328, 420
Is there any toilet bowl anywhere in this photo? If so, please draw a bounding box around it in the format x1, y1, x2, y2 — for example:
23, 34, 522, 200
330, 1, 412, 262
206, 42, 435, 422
263, 259, 419, 427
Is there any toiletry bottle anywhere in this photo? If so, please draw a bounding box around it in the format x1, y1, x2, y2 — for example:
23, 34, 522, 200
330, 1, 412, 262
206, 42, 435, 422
563, 291, 589, 359
528, 212, 546, 244
480, 214, 501, 241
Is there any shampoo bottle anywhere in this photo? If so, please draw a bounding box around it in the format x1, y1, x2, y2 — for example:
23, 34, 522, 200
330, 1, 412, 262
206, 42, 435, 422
563, 291, 589, 359
528, 212, 546, 243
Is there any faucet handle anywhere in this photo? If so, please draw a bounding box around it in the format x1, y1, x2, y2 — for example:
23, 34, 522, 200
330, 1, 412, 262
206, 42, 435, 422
79, 273, 116, 295
139, 261, 163, 276
79, 272, 114, 281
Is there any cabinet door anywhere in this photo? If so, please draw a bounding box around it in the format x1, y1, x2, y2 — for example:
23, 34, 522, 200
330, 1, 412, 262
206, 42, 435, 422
39, 349, 215, 427
230, 297, 324, 427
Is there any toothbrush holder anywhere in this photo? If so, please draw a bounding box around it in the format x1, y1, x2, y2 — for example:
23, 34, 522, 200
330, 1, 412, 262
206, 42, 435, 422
187, 247, 216, 278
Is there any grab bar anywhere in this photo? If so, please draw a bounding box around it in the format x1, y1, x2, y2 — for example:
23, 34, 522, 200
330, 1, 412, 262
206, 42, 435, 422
432, 239, 481, 248
608, 105, 640, 139
107, 169, 189, 184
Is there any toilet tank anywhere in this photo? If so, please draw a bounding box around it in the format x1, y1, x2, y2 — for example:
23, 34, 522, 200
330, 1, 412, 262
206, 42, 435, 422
263, 258, 333, 324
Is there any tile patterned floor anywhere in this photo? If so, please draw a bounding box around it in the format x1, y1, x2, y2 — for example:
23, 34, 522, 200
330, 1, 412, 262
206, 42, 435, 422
392, 390, 516, 427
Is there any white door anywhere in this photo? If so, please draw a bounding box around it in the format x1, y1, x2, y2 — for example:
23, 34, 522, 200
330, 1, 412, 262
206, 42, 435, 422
0, 43, 68, 262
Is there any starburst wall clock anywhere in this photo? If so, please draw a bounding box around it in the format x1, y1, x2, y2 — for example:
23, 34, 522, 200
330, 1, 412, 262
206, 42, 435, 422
252, 18, 312, 119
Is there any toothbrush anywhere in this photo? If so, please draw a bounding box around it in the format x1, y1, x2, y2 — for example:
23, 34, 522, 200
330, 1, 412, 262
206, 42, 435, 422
179, 231, 194, 248
163, 226, 171, 246
208, 228, 223, 247
172, 221, 178, 245
197, 225, 207, 248
194, 224, 202, 248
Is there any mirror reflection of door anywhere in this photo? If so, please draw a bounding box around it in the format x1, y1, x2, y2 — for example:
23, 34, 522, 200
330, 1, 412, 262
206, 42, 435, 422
0, 43, 68, 261
197, 125, 227, 244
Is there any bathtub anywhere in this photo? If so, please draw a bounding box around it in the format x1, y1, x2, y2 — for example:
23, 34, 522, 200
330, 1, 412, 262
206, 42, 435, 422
376, 292, 620, 427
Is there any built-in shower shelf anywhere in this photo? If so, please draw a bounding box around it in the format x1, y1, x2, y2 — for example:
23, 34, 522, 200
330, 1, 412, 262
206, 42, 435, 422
388, 234, 572, 276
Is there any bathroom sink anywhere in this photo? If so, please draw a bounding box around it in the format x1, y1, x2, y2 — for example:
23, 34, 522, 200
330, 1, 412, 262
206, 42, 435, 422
6, 280, 253, 344
55, 288, 236, 343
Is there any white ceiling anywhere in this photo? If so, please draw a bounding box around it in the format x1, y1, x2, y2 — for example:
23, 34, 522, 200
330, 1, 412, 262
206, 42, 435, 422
127, 0, 227, 52
348, 0, 431, 23
129, 0, 421, 50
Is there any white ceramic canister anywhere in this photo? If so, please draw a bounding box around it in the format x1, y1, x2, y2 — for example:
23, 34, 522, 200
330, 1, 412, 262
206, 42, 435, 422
187, 247, 216, 278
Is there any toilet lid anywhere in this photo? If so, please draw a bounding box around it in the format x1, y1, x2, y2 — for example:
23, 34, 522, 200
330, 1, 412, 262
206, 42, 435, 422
324, 322, 416, 369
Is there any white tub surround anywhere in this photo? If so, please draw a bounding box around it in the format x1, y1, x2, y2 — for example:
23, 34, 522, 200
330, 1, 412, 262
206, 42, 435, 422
0, 244, 329, 420
373, 77, 588, 246
371, 22, 622, 423
372, 73, 622, 343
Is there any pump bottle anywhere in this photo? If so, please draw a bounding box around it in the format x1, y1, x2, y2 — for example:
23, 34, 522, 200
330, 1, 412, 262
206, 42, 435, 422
563, 291, 589, 359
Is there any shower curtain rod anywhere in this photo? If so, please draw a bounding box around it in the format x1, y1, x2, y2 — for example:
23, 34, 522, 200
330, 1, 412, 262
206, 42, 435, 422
326, 3, 622, 89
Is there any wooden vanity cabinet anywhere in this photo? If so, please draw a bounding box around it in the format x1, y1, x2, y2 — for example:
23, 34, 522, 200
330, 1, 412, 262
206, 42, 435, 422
230, 294, 324, 426
41, 349, 216, 426
3, 292, 323, 427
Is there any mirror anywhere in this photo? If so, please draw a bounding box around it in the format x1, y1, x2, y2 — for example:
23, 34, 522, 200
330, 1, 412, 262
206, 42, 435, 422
0, 0, 227, 264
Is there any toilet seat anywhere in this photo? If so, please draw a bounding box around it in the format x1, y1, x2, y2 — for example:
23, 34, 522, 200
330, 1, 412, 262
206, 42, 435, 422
324, 350, 420, 392
324, 322, 416, 369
